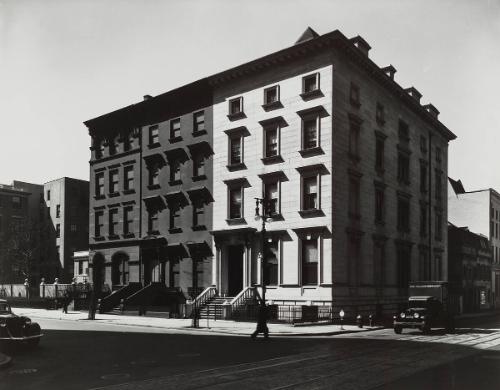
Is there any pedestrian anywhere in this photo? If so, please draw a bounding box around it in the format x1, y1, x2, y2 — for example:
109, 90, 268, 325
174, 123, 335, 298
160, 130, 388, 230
88, 291, 97, 320
62, 291, 70, 314
251, 304, 269, 339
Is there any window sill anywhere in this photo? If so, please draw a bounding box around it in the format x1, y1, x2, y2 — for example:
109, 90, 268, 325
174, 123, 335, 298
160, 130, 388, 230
226, 162, 246, 172
94, 195, 106, 200
192, 225, 207, 231
192, 174, 207, 182
300, 89, 323, 100
169, 136, 183, 144
226, 218, 246, 225
148, 142, 161, 149
375, 220, 385, 227
169, 179, 183, 186
269, 213, 284, 221
168, 228, 182, 234
122, 233, 135, 239
262, 101, 283, 111
123, 189, 135, 195
147, 184, 161, 190
298, 209, 324, 218
299, 146, 324, 158
147, 230, 160, 236
108, 192, 120, 198
107, 234, 120, 240
192, 129, 207, 137
261, 155, 284, 165
92, 236, 105, 242
397, 179, 411, 186
227, 111, 246, 121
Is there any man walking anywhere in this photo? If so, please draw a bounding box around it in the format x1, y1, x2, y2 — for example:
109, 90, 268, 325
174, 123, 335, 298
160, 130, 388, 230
251, 304, 269, 339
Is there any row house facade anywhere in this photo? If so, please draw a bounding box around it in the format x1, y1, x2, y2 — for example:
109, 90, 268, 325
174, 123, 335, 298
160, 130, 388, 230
84, 81, 214, 304
448, 178, 500, 308
85, 27, 455, 316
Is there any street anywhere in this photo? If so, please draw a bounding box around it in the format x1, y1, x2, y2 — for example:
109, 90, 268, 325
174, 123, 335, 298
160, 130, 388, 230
1, 315, 500, 390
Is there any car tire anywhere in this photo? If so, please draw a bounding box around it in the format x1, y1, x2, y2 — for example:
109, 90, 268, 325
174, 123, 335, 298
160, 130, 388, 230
394, 326, 402, 334
421, 325, 431, 334
26, 323, 41, 348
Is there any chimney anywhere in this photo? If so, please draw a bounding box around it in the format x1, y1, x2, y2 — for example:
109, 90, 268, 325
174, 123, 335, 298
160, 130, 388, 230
404, 87, 422, 103
381, 65, 397, 80
349, 35, 371, 57
143, 94, 153, 101
423, 103, 440, 118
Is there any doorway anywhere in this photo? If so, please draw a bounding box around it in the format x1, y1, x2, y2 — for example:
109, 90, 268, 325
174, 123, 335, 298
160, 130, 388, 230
227, 245, 244, 296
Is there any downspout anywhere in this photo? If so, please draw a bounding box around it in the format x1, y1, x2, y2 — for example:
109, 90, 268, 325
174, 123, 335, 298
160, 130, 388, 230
139, 127, 143, 285
428, 131, 433, 279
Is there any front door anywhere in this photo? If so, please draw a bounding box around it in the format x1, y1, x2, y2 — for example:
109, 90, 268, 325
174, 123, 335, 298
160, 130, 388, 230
227, 245, 244, 296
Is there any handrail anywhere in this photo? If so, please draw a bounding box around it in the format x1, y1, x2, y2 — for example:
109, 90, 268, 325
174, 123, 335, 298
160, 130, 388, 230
193, 286, 217, 307
230, 286, 255, 310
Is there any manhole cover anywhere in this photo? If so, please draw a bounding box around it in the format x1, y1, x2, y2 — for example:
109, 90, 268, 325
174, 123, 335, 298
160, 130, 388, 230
177, 353, 201, 358
9, 368, 38, 375
100, 373, 131, 380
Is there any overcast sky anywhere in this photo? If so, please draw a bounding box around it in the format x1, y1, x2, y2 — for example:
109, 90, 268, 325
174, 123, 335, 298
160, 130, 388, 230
1, 0, 499, 191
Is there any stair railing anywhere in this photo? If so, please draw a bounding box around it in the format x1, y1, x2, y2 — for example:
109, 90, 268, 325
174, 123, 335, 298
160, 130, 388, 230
193, 286, 217, 308
230, 286, 255, 311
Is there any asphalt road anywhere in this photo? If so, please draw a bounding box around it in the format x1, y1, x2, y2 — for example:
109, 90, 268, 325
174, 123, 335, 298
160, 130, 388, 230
1, 315, 500, 390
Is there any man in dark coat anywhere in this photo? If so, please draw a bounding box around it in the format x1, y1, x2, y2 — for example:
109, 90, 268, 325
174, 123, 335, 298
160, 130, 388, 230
251, 304, 269, 339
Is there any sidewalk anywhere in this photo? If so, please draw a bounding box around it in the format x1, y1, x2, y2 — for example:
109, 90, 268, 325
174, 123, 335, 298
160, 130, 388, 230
0, 352, 12, 369
12, 307, 383, 337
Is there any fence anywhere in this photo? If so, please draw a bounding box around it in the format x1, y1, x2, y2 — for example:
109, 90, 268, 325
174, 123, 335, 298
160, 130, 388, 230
0, 284, 30, 298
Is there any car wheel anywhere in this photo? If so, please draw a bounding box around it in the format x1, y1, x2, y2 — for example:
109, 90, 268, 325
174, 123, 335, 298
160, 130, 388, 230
26, 323, 41, 348
421, 325, 431, 334
394, 326, 402, 334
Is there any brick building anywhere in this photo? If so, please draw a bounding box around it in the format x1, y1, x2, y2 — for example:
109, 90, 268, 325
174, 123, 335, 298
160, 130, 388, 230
448, 223, 492, 313
448, 178, 500, 308
84, 81, 214, 310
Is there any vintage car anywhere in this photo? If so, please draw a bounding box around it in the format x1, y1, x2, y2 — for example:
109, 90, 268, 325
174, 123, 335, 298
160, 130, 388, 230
393, 296, 455, 334
0, 299, 42, 347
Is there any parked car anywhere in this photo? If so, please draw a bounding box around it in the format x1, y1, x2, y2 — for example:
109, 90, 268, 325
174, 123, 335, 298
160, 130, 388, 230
0, 299, 42, 347
394, 296, 455, 334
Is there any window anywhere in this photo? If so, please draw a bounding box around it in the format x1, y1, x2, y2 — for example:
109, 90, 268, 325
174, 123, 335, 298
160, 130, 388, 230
264, 240, 279, 286
434, 254, 442, 280
228, 186, 243, 219
347, 234, 361, 287
302, 175, 318, 211
169, 205, 181, 231
375, 133, 385, 172
56, 224, 60, 238
229, 135, 243, 166
420, 135, 428, 154
435, 210, 443, 241
193, 111, 205, 134
109, 170, 119, 194
95, 173, 105, 198
373, 240, 385, 288
435, 170, 443, 200
398, 120, 410, 142
350, 82, 360, 106
149, 125, 159, 146
94, 139, 104, 159
374, 187, 385, 224
12, 196, 21, 210
170, 118, 181, 140
70, 224, 77, 232
192, 202, 205, 228
264, 123, 280, 158
348, 176, 360, 219
349, 118, 361, 160
376, 102, 385, 125
419, 250, 430, 281
193, 154, 205, 178
264, 180, 280, 216
302, 115, 319, 150
169, 160, 181, 183
123, 131, 134, 151
435, 147, 442, 164
420, 162, 428, 193
124, 165, 134, 191
397, 197, 410, 232
123, 206, 133, 235
147, 210, 159, 233
109, 209, 118, 236
109, 136, 118, 155
302, 73, 320, 95
228, 97, 243, 117
47, 190, 51, 201
301, 238, 318, 285
397, 152, 410, 184
420, 205, 428, 237
56, 204, 61, 218
148, 163, 160, 187
95, 211, 104, 237
397, 244, 411, 288
263, 85, 280, 106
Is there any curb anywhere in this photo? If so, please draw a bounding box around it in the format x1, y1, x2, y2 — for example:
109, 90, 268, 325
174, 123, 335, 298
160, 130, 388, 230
0, 352, 12, 370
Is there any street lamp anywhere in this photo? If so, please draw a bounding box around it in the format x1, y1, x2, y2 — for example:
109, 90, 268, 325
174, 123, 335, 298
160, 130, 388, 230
254, 197, 274, 307
339, 309, 345, 330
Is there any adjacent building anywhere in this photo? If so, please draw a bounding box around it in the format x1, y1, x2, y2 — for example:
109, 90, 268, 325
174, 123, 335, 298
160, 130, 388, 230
448, 178, 500, 308
448, 223, 492, 313
85, 27, 456, 316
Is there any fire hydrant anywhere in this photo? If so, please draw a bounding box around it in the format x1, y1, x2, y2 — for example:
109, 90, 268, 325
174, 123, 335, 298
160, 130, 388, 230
356, 314, 363, 328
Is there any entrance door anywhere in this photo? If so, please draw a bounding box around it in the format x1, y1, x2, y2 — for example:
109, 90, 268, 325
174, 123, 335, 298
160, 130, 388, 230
227, 245, 244, 296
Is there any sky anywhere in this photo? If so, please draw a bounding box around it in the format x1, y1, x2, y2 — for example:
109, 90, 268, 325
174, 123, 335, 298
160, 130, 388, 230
0, 0, 499, 191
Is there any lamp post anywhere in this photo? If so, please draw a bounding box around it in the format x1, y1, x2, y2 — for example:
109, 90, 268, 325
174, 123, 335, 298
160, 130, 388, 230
339, 309, 345, 330
254, 197, 273, 306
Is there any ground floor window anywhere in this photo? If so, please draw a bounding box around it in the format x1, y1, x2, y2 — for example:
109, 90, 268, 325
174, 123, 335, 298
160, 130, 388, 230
264, 240, 279, 286
301, 238, 318, 285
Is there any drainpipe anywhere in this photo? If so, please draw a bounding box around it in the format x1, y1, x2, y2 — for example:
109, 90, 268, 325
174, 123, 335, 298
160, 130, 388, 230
139, 127, 143, 285
428, 131, 433, 279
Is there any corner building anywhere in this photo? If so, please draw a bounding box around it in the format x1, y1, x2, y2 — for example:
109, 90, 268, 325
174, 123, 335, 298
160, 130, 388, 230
210, 28, 456, 315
